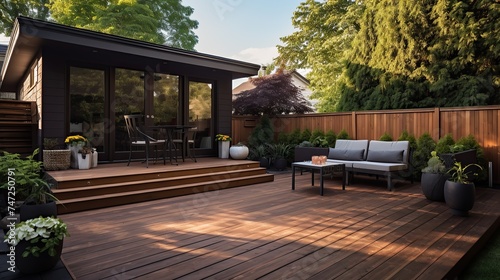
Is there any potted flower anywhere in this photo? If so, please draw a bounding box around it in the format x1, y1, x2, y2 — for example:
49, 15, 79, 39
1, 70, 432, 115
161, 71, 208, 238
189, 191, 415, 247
0, 149, 58, 221
229, 142, 249, 160
4, 216, 69, 274
65, 135, 87, 168
42, 138, 71, 171
421, 151, 448, 201
215, 134, 232, 159
444, 162, 483, 216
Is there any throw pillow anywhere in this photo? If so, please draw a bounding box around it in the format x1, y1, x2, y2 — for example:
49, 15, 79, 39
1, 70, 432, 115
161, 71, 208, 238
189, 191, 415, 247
367, 150, 404, 163
328, 149, 365, 161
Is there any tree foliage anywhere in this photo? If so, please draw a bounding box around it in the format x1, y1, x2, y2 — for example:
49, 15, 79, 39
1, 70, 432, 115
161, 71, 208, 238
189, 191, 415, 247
232, 69, 314, 116
278, 0, 500, 112
0, 0, 198, 50
0, 0, 50, 36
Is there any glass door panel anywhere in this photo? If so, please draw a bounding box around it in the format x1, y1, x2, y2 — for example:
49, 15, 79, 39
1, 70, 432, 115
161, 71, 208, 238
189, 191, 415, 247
153, 74, 179, 125
114, 68, 145, 152
69, 67, 105, 153
189, 81, 213, 150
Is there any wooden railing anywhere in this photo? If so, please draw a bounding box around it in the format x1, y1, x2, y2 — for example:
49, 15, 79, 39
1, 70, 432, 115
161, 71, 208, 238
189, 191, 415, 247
0, 100, 37, 155
232, 105, 500, 183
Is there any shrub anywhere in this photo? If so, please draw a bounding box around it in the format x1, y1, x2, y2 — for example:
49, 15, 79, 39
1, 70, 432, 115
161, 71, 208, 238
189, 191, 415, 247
435, 134, 455, 154
337, 129, 349, 139
301, 129, 312, 143
413, 133, 437, 179
325, 130, 337, 147
248, 115, 274, 148
288, 129, 302, 146
379, 132, 393, 141
309, 129, 324, 142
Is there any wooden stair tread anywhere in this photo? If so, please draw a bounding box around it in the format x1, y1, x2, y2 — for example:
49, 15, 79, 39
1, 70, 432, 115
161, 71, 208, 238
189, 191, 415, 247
52, 168, 266, 193
57, 174, 274, 204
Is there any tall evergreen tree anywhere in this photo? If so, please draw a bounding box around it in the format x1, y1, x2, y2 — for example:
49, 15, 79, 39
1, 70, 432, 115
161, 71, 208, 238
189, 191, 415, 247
278, 0, 500, 111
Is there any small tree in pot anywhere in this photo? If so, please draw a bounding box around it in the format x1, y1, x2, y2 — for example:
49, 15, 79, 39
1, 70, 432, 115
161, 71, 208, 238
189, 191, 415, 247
421, 151, 447, 201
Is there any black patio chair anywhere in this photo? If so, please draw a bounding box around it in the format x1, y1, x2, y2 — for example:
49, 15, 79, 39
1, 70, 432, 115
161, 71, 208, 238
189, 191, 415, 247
124, 114, 166, 167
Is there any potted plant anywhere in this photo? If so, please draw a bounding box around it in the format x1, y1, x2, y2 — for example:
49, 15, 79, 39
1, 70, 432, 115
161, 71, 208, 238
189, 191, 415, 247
215, 134, 232, 159
249, 145, 270, 168
268, 143, 292, 171
444, 162, 483, 216
0, 149, 58, 221
421, 151, 448, 201
42, 138, 71, 171
229, 142, 249, 160
4, 216, 69, 274
65, 135, 87, 168
78, 146, 94, 170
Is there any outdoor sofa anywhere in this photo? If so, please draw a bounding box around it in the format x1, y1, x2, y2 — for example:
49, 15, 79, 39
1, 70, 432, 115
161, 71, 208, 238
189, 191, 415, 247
327, 139, 411, 191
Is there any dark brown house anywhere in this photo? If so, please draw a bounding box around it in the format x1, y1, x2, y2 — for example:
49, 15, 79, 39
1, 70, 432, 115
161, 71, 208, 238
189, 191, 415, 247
0, 17, 259, 162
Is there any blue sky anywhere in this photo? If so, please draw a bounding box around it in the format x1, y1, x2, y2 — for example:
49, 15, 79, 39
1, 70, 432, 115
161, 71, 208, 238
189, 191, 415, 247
183, 0, 303, 65
0, 1, 303, 71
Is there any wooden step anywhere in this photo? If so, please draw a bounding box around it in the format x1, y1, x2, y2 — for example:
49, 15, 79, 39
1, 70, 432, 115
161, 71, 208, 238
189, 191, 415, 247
56, 173, 274, 214
52, 161, 262, 189
52, 168, 266, 200
48, 159, 275, 214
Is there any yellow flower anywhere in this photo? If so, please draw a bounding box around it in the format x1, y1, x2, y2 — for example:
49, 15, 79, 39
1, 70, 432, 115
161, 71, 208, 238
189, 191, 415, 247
65, 135, 87, 146
215, 134, 232, 142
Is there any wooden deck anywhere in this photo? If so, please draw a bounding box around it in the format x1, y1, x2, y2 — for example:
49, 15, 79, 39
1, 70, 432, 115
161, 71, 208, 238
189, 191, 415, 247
59, 172, 500, 279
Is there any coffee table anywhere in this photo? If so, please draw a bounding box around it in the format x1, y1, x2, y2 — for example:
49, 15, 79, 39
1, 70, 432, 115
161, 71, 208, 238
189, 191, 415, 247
291, 161, 346, 196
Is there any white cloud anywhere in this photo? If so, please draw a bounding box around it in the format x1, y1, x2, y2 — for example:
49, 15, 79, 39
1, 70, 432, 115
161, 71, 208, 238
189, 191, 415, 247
229, 46, 278, 65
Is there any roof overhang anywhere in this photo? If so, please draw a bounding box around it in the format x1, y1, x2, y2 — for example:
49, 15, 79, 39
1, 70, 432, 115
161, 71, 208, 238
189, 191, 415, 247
0, 17, 260, 91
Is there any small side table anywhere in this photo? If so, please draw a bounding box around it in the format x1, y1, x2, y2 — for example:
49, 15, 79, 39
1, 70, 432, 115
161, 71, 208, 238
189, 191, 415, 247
291, 161, 346, 196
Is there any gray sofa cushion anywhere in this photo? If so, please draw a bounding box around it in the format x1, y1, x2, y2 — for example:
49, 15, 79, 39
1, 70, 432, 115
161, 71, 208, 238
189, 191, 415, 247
328, 148, 365, 161
334, 140, 369, 160
367, 150, 404, 163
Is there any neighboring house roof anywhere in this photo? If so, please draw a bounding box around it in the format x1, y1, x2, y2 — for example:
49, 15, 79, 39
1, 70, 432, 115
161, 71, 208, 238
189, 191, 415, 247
232, 70, 318, 110
1, 17, 260, 91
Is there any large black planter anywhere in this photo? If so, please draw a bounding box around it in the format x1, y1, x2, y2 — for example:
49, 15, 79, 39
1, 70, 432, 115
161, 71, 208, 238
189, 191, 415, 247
421, 173, 447, 201
15, 239, 63, 274
20, 201, 57, 221
444, 180, 475, 216
274, 158, 288, 171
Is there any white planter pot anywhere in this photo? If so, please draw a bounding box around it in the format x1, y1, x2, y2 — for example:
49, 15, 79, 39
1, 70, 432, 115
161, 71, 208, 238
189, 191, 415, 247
230, 145, 249, 160
68, 143, 84, 169
92, 149, 98, 168
218, 141, 230, 159
78, 153, 91, 169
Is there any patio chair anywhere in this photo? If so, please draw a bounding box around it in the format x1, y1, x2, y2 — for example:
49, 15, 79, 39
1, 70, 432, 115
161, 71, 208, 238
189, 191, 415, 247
172, 127, 197, 162
124, 114, 166, 167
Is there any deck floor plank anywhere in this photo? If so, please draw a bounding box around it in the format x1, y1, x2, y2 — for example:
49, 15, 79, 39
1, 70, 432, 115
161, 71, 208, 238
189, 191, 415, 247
59, 170, 500, 279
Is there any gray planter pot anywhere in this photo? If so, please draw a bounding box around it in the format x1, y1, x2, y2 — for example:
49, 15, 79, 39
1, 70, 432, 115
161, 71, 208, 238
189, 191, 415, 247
421, 173, 447, 202
20, 201, 58, 221
274, 158, 288, 171
444, 180, 475, 216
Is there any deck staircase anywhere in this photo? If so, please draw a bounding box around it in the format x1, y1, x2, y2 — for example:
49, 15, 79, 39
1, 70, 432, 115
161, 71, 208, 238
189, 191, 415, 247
49, 160, 274, 214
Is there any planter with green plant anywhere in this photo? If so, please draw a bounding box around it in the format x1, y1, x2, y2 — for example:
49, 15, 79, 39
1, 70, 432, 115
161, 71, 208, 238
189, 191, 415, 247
43, 138, 71, 171
268, 143, 292, 171
444, 162, 483, 216
249, 145, 270, 168
5, 216, 69, 274
0, 149, 58, 221
421, 151, 448, 201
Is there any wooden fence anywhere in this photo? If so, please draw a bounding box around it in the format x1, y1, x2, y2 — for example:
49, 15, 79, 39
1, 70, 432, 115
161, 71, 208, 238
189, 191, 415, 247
232, 105, 500, 184
0, 100, 38, 156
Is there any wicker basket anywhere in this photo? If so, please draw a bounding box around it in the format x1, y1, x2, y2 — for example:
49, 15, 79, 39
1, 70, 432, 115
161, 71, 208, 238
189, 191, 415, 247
43, 150, 71, 171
